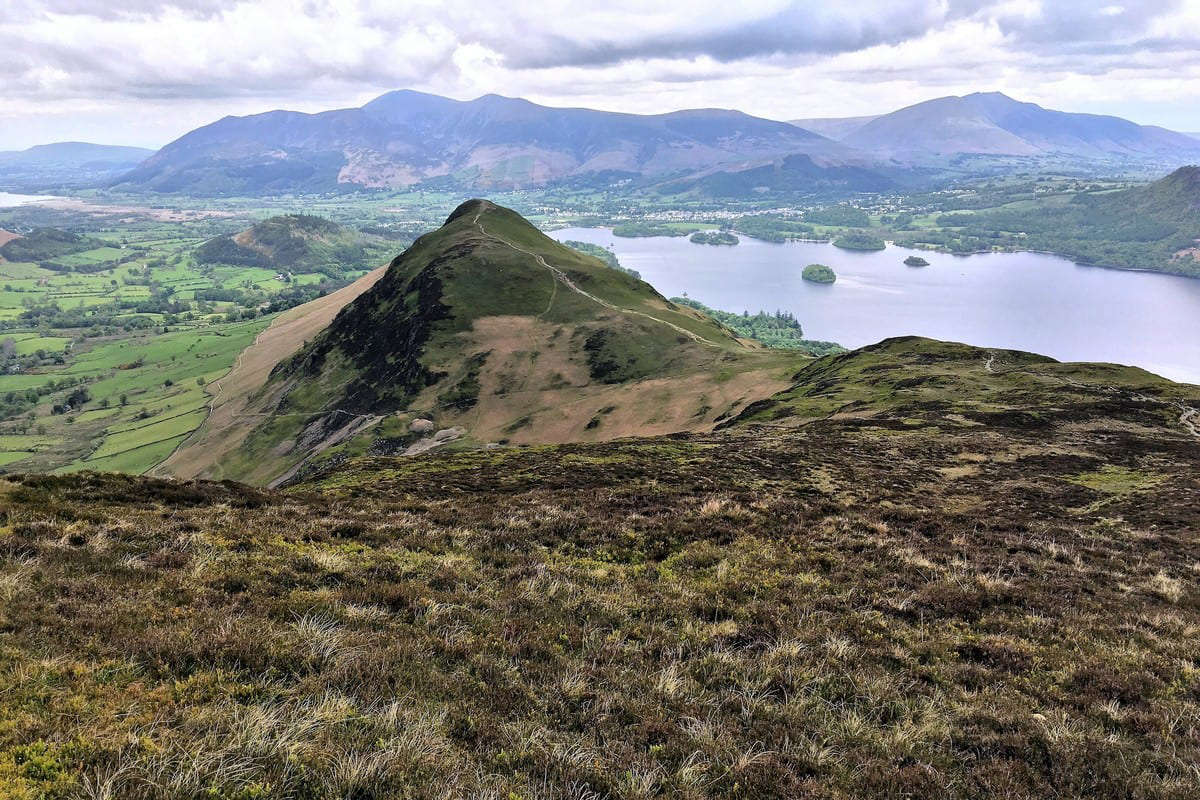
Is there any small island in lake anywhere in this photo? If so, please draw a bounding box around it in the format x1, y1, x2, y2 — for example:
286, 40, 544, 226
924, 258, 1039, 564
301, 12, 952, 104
802, 263, 836, 284
833, 231, 886, 251
904, 255, 930, 267
690, 230, 739, 246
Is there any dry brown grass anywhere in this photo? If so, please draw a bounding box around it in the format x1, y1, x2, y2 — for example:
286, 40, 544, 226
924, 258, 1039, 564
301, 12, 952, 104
410, 314, 799, 447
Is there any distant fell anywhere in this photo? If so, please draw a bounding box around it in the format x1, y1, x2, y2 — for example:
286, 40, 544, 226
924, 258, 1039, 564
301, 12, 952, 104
0, 141, 154, 191
0, 141, 154, 164
789, 114, 880, 139
195, 214, 383, 278
0, 227, 105, 263
814, 92, 1200, 166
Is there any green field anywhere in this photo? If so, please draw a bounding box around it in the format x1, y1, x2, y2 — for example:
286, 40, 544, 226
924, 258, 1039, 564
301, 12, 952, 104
54, 245, 128, 266
7, 334, 71, 355
0, 317, 268, 475
0, 196, 414, 475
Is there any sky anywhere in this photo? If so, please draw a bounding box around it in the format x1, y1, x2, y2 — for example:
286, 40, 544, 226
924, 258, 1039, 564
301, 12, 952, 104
2, 0, 1200, 150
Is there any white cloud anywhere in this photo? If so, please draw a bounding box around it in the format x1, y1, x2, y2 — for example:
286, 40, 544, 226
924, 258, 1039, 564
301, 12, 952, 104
1, 0, 1199, 149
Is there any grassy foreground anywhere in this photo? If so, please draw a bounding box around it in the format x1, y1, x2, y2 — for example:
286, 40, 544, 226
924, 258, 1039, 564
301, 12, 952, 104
1, 337, 1198, 798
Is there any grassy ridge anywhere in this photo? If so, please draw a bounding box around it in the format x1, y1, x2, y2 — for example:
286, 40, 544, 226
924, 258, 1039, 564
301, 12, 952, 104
221, 200, 767, 484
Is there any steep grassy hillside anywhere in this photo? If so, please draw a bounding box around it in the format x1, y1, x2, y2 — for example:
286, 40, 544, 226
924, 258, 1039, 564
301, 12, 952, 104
195, 214, 386, 279
179, 200, 803, 485
1, 337, 1197, 799
154, 266, 388, 482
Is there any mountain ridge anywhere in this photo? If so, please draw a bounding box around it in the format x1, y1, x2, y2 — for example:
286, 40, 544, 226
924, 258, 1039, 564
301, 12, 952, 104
0, 141, 156, 191
111, 90, 1200, 196
790, 92, 1200, 166
114, 90, 865, 195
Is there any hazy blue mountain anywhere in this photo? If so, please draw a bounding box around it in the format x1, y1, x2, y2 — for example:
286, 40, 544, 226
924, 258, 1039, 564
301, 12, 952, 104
0, 141, 155, 191
788, 115, 879, 140
0, 141, 154, 165
838, 93, 1200, 164
656, 153, 900, 197
113, 90, 872, 195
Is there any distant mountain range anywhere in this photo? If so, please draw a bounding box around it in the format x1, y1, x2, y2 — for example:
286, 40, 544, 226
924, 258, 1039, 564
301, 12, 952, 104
0, 142, 155, 191
787, 115, 880, 140
113, 90, 863, 195
792, 92, 1200, 165
13, 92, 1197, 197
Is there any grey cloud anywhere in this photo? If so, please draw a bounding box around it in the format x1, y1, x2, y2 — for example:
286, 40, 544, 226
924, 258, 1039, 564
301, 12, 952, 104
994, 0, 1182, 45
484, 1, 1190, 71
1, 0, 1199, 114
495, 2, 984, 69
1, 0, 228, 20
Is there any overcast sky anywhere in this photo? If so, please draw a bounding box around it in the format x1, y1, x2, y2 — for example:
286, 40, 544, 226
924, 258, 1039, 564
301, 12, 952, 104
2, 0, 1199, 150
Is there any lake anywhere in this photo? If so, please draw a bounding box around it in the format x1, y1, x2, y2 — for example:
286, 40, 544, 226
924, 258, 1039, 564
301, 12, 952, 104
550, 228, 1200, 385
0, 192, 61, 208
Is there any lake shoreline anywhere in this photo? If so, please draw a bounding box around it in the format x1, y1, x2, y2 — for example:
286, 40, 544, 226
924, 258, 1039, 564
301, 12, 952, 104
549, 225, 1200, 385
872, 239, 1197, 281
557, 222, 1200, 282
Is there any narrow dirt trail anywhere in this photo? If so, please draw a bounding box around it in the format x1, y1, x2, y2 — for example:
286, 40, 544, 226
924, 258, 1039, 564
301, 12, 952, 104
472, 212, 722, 348
983, 354, 1200, 441
1132, 392, 1200, 440
1180, 405, 1200, 437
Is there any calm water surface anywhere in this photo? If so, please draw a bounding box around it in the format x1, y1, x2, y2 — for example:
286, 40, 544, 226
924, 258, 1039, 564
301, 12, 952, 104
550, 228, 1200, 384
0, 192, 60, 208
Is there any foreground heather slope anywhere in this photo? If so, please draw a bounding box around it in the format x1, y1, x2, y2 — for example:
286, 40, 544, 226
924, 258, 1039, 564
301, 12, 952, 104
2, 336, 1198, 798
